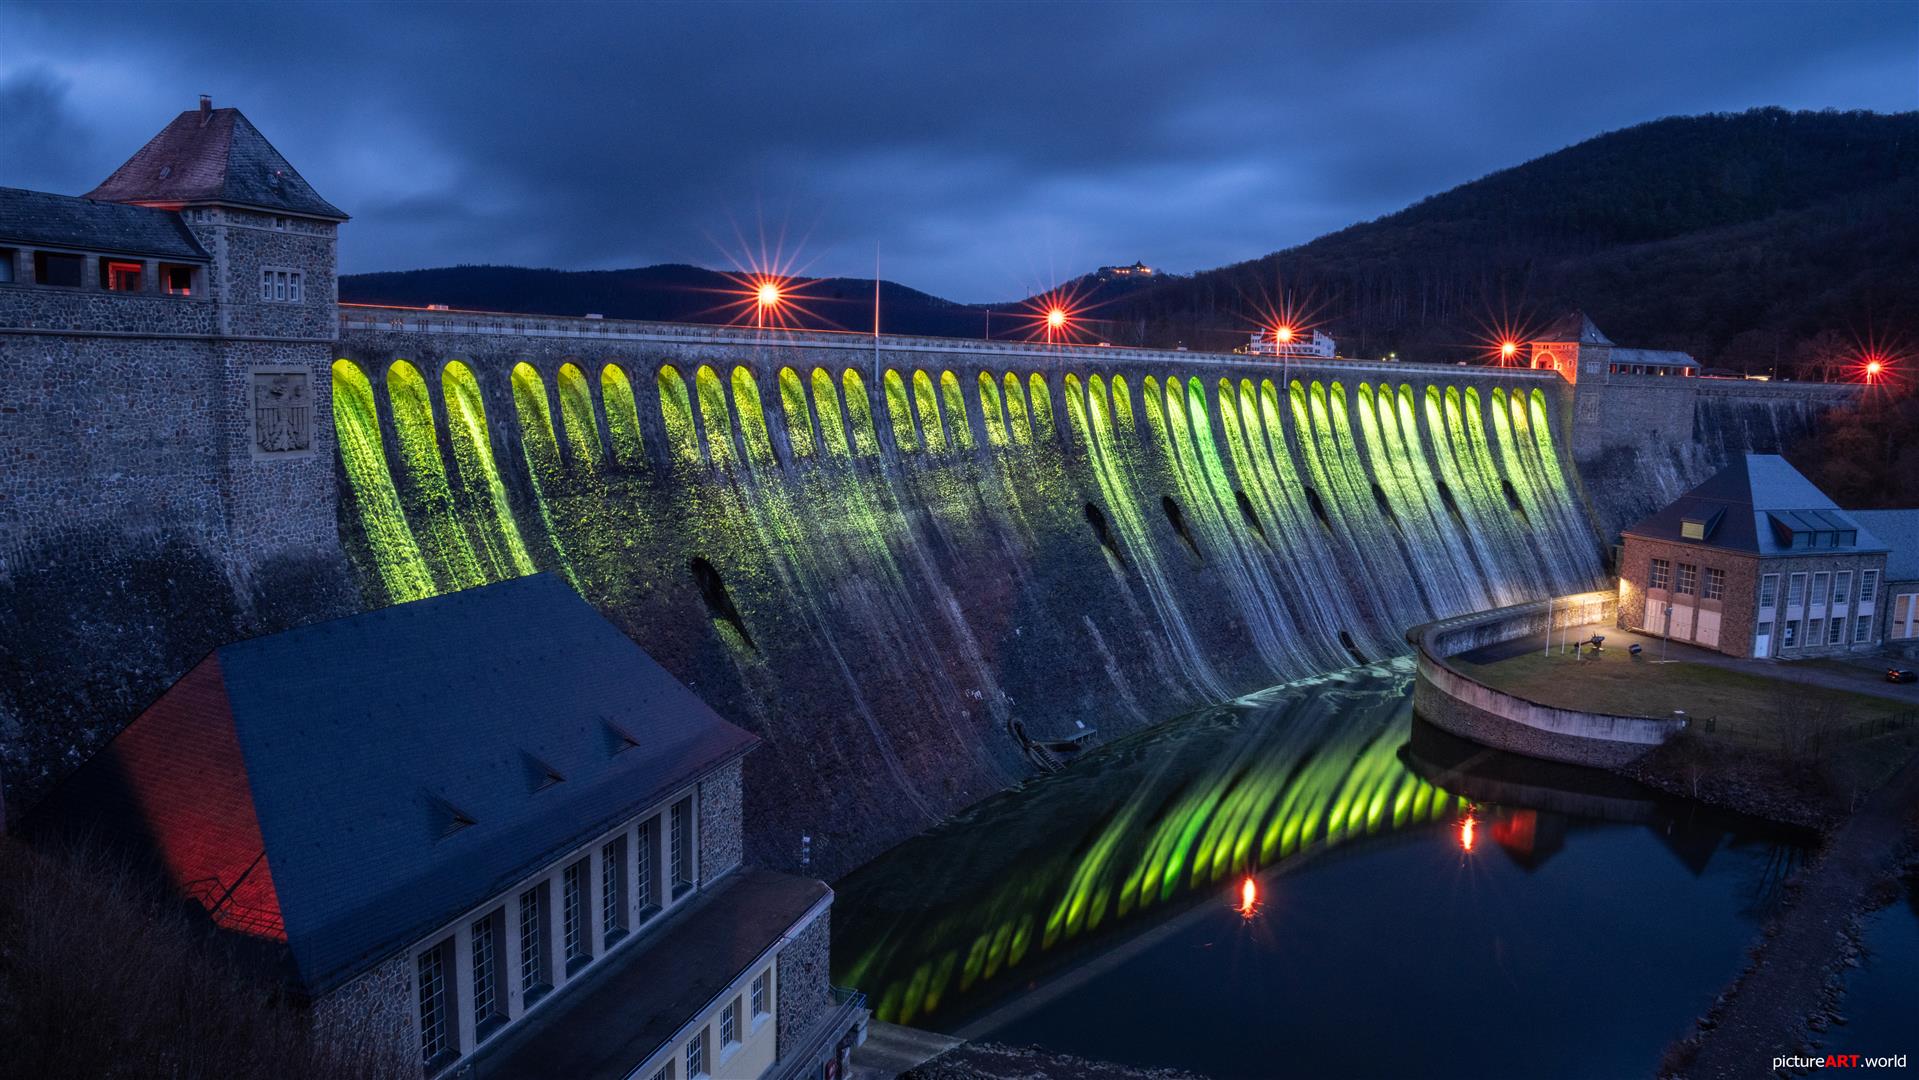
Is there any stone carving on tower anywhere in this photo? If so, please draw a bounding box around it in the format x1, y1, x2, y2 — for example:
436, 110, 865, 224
251, 367, 313, 459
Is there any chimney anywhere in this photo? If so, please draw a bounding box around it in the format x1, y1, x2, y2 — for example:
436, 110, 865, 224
199, 94, 212, 115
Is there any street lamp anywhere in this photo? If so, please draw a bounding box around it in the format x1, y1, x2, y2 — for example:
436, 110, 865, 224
1501, 340, 1518, 365
755, 280, 782, 330
1047, 305, 1067, 344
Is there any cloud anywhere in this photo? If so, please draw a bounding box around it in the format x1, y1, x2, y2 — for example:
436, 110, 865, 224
3, 0, 1913, 301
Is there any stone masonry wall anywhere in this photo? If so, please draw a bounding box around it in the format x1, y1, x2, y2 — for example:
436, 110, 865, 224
775, 908, 833, 1061
311, 948, 418, 1071
698, 755, 745, 885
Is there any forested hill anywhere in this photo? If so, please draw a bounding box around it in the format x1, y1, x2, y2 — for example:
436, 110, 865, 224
343, 109, 1918, 372
1095, 108, 1919, 371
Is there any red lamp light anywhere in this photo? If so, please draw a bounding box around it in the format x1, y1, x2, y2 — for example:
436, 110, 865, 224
1501, 340, 1518, 361
1275, 325, 1294, 344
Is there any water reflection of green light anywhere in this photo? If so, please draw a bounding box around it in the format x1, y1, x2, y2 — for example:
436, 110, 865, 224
835, 664, 1467, 1028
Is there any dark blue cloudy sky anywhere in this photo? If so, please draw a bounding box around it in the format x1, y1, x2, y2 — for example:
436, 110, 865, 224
3, 1, 1913, 301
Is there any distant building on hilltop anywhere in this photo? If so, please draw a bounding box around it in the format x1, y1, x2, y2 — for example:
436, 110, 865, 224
1095, 260, 1154, 280
1618, 455, 1919, 659
28, 574, 862, 1080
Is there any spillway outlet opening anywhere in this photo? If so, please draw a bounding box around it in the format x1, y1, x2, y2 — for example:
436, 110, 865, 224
1161, 495, 1203, 560
1500, 476, 1530, 523
1303, 485, 1331, 528
1434, 479, 1465, 521
1369, 481, 1399, 527
1084, 502, 1125, 566
690, 556, 759, 654
1234, 489, 1270, 546
1337, 629, 1368, 667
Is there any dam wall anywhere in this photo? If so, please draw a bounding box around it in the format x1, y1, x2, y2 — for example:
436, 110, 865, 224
325, 309, 1609, 875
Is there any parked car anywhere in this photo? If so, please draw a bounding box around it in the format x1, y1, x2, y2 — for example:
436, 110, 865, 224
1888, 668, 1918, 684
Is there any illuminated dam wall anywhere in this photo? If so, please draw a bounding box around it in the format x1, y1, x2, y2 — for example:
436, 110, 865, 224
331, 314, 1606, 876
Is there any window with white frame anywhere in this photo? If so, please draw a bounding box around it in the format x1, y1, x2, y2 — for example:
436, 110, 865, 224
472, 910, 506, 1039
1855, 615, 1873, 644
1759, 574, 1779, 607
1834, 571, 1852, 605
649, 1064, 675, 1080
1787, 573, 1807, 607
1808, 617, 1824, 645
637, 817, 659, 916
1703, 567, 1725, 601
721, 995, 741, 1047
418, 938, 456, 1069
1783, 620, 1800, 648
519, 884, 549, 1001
1861, 571, 1878, 604
686, 1027, 709, 1078
1827, 617, 1844, 645
671, 797, 694, 895
260, 268, 303, 302
563, 858, 591, 972
1812, 572, 1830, 605
602, 836, 627, 945
751, 969, 770, 1017
1675, 563, 1697, 595
1648, 558, 1670, 591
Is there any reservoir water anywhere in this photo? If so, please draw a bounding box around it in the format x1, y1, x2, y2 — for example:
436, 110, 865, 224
833, 660, 1810, 1079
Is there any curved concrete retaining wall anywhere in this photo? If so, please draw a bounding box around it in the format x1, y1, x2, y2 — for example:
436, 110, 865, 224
1408, 589, 1688, 768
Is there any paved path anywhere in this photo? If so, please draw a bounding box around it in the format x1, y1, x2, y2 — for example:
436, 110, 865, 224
848, 1022, 964, 1080
1461, 622, 1919, 708
1679, 751, 1919, 1079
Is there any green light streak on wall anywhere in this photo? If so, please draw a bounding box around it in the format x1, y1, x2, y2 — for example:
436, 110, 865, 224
510, 362, 578, 587
1027, 372, 1054, 438
1001, 372, 1031, 445
912, 370, 947, 452
977, 372, 1008, 447
810, 368, 850, 458
555, 363, 603, 471
695, 365, 737, 467
1062, 373, 1088, 446
384, 360, 485, 591
841, 369, 881, 456
442, 361, 535, 578
940, 371, 974, 451
883, 369, 918, 452
1141, 375, 1166, 446
779, 367, 816, 458
731, 366, 776, 466
600, 364, 644, 466
656, 364, 701, 466
1111, 374, 1134, 432
330, 359, 436, 602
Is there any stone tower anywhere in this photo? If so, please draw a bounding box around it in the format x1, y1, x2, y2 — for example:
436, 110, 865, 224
85, 96, 347, 591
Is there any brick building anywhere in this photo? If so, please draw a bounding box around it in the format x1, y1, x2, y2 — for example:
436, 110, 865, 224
28, 574, 862, 1079
1616, 454, 1905, 659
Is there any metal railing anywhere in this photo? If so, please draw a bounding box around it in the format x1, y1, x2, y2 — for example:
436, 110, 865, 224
767, 987, 869, 1080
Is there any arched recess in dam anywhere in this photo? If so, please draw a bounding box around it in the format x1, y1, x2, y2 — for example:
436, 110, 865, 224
329, 348, 1605, 877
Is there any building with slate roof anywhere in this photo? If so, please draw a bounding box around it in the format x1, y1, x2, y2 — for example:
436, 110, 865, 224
1850, 510, 1919, 651
28, 574, 864, 1080
1616, 454, 1910, 659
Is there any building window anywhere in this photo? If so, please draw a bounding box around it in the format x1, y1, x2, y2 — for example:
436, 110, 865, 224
519, 884, 549, 1003
671, 797, 695, 895
601, 836, 627, 946
1756, 620, 1773, 642
1703, 568, 1725, 601
260, 268, 303, 302
1783, 620, 1799, 648
1675, 563, 1697, 595
721, 996, 741, 1047
1893, 594, 1919, 640
1648, 559, 1670, 591
687, 1028, 709, 1079
0, 247, 15, 283
1834, 571, 1852, 605
1812, 572, 1830, 606
1759, 574, 1779, 608
637, 817, 658, 918
472, 910, 506, 1040
650, 1065, 675, 1080
1787, 573, 1807, 608
1827, 617, 1844, 645
161, 264, 195, 296
751, 970, 770, 1017
1856, 615, 1873, 644
418, 938, 456, 1069
33, 251, 83, 288
563, 858, 591, 972
1861, 571, 1878, 605
1808, 618, 1824, 645
101, 260, 143, 292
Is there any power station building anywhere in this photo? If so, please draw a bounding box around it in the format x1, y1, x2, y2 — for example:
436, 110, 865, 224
29, 574, 861, 1079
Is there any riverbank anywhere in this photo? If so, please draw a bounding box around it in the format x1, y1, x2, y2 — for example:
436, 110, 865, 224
1661, 752, 1919, 1079
904, 1042, 1211, 1080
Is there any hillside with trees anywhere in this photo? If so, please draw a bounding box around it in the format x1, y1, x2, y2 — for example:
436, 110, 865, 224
343, 109, 1918, 373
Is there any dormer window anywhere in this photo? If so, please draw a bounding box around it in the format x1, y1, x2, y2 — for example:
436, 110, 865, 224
162, 264, 196, 296
102, 260, 144, 292
1679, 507, 1722, 541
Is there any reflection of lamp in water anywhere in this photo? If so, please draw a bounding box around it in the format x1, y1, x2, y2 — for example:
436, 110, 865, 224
1238, 876, 1259, 917
1459, 814, 1478, 853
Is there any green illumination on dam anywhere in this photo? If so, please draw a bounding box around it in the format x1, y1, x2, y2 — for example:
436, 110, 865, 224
779, 367, 815, 458
555, 363, 603, 471
384, 360, 486, 592
600, 364, 644, 466
657, 364, 700, 466
441, 361, 535, 579
330, 359, 435, 602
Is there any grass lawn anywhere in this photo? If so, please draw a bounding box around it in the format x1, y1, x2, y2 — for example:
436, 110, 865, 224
1453, 651, 1911, 748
